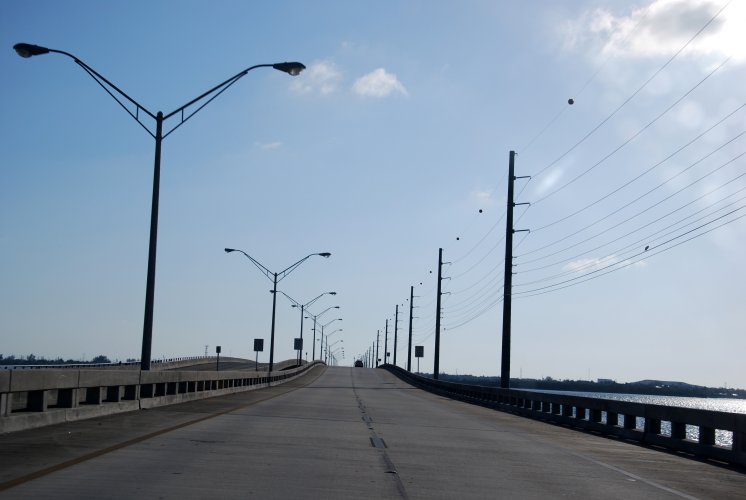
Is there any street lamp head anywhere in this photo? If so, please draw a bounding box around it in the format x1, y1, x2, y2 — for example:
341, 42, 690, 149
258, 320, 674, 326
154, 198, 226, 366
224, 248, 237, 253
318, 252, 332, 258
329, 291, 337, 295
13, 43, 50, 58
272, 62, 306, 76
333, 306, 340, 309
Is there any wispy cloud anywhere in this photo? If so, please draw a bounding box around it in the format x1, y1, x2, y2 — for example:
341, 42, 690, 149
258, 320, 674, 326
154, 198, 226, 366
255, 141, 282, 150
291, 60, 342, 95
353, 68, 408, 98
561, 0, 746, 62
534, 167, 564, 196
471, 189, 496, 207
563, 255, 619, 273
563, 254, 648, 274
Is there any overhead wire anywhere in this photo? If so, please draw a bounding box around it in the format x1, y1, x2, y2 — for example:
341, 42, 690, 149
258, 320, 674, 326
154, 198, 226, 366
518, 185, 746, 275
532, 55, 733, 207
518, 169, 746, 267
519, 141, 746, 261
514, 210, 746, 298
515, 195, 746, 287
532, 101, 746, 232
519, 2, 653, 155
530, 1, 730, 181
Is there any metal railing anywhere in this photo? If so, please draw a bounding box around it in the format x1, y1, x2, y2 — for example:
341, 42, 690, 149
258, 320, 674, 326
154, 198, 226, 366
383, 365, 746, 467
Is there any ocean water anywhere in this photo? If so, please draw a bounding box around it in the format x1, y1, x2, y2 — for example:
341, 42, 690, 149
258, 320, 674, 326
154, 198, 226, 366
527, 390, 746, 448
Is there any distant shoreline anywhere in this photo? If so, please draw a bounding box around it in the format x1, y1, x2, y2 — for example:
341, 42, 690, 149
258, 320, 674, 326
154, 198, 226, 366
434, 373, 746, 399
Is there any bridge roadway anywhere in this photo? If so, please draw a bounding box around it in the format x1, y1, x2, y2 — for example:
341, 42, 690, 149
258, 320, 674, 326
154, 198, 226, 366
1, 366, 744, 499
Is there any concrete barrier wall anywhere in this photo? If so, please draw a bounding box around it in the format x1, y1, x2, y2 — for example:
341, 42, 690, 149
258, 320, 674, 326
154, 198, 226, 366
1, 356, 248, 371
382, 365, 746, 467
0, 362, 324, 434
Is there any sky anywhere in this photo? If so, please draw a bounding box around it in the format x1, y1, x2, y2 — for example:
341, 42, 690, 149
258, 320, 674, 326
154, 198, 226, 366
2, 0, 744, 389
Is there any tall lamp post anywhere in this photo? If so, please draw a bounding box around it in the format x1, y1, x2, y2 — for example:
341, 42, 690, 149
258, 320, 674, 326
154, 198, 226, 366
327, 339, 343, 364
14, 43, 305, 371
320, 319, 342, 363
323, 328, 343, 363
274, 290, 336, 364
306, 305, 340, 360
224, 248, 331, 372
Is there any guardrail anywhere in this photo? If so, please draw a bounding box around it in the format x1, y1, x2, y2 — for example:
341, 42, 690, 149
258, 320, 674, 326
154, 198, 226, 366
0, 355, 232, 371
0, 361, 324, 434
382, 365, 746, 467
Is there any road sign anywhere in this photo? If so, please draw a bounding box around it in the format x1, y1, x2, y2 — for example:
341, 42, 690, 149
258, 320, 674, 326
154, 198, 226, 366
254, 339, 264, 352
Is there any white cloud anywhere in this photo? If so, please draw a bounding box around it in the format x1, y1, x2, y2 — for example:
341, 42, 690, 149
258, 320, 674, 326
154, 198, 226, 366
291, 60, 342, 95
471, 190, 495, 206
563, 255, 620, 273
353, 68, 408, 98
561, 0, 746, 63
255, 141, 282, 150
534, 167, 564, 196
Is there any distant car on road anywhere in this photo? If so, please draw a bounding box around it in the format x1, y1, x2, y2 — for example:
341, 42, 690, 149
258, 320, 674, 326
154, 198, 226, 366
354, 360, 364, 367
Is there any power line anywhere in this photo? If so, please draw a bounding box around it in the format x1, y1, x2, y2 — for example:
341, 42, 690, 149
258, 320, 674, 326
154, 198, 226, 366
515, 196, 746, 287
519, 186, 746, 275
515, 208, 746, 297
519, 3, 653, 155
530, 1, 730, 181
519, 145, 746, 261
519, 170, 745, 266
533, 98, 746, 232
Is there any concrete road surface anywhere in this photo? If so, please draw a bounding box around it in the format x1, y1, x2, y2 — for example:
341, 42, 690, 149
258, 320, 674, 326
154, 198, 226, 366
1, 366, 744, 499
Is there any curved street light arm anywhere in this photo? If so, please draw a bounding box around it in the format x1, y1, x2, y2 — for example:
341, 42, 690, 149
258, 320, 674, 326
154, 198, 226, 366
277, 252, 331, 283
224, 248, 274, 281
310, 305, 339, 320
275, 290, 301, 308
20, 45, 158, 137
161, 64, 276, 139
305, 291, 336, 309
322, 317, 342, 329
14, 44, 305, 141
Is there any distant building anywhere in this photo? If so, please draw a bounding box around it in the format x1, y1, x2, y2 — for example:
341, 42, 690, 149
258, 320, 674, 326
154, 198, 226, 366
597, 378, 615, 384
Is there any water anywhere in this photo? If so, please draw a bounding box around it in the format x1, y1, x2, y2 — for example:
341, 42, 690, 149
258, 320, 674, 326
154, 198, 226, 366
527, 390, 746, 448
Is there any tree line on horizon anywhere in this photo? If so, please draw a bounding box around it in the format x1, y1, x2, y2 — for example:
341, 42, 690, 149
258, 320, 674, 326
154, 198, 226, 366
0, 353, 126, 366
434, 373, 746, 398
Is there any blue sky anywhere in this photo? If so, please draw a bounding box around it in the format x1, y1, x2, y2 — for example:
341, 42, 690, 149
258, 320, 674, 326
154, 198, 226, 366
2, 0, 744, 388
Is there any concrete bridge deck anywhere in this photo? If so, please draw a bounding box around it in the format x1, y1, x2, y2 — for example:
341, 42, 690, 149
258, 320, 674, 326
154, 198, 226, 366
1, 366, 744, 499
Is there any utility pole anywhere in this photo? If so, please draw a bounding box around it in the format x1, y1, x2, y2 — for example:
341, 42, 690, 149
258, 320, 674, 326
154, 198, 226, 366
384, 319, 389, 365
375, 330, 380, 367
312, 316, 318, 360
393, 305, 399, 366
434, 247, 443, 380
407, 285, 414, 372
501, 150, 529, 389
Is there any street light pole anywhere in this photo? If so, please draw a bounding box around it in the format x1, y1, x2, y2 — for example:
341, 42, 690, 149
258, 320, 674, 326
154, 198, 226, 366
276, 290, 336, 365
270, 272, 278, 372
225, 248, 331, 372
14, 43, 305, 371
142, 112, 163, 370
324, 329, 343, 363
308, 305, 340, 360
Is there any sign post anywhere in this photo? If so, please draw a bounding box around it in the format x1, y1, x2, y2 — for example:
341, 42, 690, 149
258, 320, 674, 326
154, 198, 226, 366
294, 338, 303, 366
415, 346, 424, 373
253, 339, 264, 372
